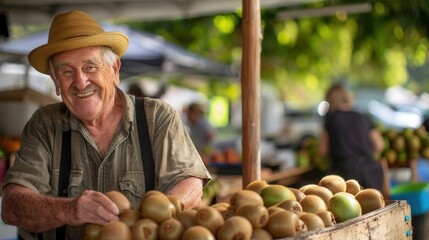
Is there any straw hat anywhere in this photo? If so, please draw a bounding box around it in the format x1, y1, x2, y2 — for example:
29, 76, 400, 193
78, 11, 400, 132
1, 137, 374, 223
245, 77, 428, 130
28, 10, 129, 74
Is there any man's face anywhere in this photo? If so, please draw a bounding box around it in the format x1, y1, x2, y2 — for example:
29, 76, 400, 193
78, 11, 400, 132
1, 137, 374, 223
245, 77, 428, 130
50, 46, 120, 122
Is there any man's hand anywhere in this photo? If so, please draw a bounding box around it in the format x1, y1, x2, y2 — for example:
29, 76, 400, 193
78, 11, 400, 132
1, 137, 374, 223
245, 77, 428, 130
1, 184, 119, 232
67, 190, 119, 226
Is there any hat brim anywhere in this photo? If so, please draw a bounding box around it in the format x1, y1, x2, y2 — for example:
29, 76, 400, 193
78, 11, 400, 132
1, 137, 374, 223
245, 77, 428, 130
28, 32, 129, 74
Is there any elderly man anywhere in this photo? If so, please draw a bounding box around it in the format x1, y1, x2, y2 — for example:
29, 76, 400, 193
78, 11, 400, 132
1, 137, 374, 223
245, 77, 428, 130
1, 10, 211, 240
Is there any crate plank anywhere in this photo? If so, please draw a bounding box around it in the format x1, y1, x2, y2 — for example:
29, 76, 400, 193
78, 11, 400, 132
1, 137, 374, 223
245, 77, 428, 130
280, 200, 412, 239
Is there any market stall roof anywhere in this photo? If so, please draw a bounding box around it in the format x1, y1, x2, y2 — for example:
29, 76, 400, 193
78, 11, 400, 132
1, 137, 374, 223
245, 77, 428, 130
0, 24, 238, 79
1, 0, 320, 24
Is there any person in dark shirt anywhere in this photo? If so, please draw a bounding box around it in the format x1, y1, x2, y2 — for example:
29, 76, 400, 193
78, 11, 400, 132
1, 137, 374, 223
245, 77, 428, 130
318, 83, 385, 192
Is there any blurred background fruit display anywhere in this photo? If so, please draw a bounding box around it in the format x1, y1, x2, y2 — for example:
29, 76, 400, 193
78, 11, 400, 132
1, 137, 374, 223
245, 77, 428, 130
379, 125, 429, 167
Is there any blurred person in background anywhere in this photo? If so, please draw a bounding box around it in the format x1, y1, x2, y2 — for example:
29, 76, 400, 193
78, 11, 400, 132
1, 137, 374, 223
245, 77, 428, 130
318, 82, 386, 192
184, 102, 217, 163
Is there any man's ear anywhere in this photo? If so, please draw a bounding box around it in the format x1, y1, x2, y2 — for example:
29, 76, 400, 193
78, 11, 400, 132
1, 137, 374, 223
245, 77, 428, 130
49, 72, 61, 96
113, 58, 121, 85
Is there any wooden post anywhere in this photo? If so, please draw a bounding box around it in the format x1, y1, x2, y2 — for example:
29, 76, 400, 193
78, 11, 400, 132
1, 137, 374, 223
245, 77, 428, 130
241, 0, 262, 188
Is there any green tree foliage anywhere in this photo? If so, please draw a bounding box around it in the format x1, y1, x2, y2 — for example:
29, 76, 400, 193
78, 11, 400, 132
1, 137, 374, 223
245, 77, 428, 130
121, 0, 429, 107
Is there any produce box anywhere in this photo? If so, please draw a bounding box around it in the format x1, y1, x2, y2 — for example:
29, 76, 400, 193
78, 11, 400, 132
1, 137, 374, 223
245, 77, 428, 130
390, 182, 429, 216
281, 200, 412, 240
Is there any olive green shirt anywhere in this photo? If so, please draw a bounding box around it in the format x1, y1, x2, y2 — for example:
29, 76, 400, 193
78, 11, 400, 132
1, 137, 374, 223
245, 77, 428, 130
3, 90, 212, 239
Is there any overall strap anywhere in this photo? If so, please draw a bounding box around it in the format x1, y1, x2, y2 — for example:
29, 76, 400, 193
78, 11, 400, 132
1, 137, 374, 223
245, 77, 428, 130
56, 129, 72, 239
135, 97, 155, 191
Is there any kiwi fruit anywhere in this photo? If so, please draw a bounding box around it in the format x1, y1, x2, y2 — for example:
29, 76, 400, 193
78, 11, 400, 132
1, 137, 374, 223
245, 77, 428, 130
276, 199, 303, 215
176, 209, 198, 229
354, 188, 385, 214
84, 223, 102, 240
244, 179, 268, 193
168, 195, 184, 215
140, 194, 176, 223
319, 175, 347, 194
260, 184, 296, 207
299, 184, 318, 193
217, 216, 253, 240
265, 210, 300, 238
131, 218, 158, 240
195, 206, 225, 235
229, 189, 264, 211
316, 210, 336, 227
299, 195, 327, 213
328, 192, 362, 223
288, 187, 306, 202
299, 212, 325, 231
98, 221, 131, 240
158, 218, 185, 240
143, 190, 169, 199
298, 219, 308, 233
105, 190, 131, 214
119, 208, 142, 227
267, 206, 286, 216
346, 179, 363, 195
181, 226, 215, 240
302, 185, 333, 205
251, 228, 273, 240
235, 203, 269, 229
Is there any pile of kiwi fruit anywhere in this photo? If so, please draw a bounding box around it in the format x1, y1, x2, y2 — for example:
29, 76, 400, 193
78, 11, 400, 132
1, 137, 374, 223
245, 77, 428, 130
379, 125, 429, 167
85, 174, 385, 240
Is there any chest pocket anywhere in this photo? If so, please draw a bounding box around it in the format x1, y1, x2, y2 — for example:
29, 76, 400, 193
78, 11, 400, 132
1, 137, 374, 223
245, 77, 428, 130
119, 171, 146, 209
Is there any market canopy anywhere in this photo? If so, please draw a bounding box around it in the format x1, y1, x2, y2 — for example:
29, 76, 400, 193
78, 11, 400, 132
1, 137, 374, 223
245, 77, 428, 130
0, 24, 238, 79
1, 0, 319, 24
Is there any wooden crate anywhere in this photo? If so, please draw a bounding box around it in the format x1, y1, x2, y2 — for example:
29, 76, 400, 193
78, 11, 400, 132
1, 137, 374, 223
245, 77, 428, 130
282, 200, 412, 240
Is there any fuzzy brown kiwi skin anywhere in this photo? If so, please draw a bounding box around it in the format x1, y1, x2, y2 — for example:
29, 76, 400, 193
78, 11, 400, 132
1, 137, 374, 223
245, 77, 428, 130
319, 175, 347, 194
354, 188, 385, 214
299, 195, 327, 213
265, 210, 300, 238
276, 199, 303, 215
289, 187, 306, 202
195, 206, 225, 235
229, 189, 264, 211
217, 216, 253, 240
139, 194, 176, 223
85, 223, 102, 240
346, 179, 363, 195
105, 191, 131, 214
119, 209, 142, 227
98, 221, 131, 240
168, 195, 184, 215
131, 218, 158, 240
251, 228, 273, 240
181, 226, 215, 240
176, 209, 198, 230
235, 203, 269, 229
316, 210, 336, 227
299, 212, 325, 231
303, 185, 334, 205
158, 218, 185, 240
245, 179, 269, 194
